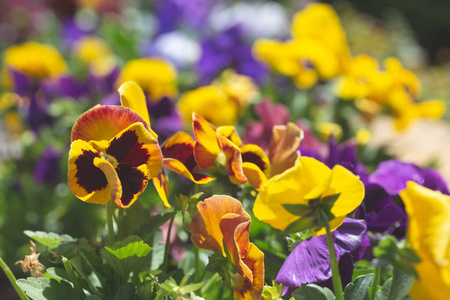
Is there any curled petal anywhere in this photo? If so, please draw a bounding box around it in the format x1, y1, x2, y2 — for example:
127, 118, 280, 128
93, 157, 122, 204
153, 173, 171, 209
242, 162, 267, 191
193, 113, 220, 169
400, 182, 450, 300
190, 195, 250, 255
68, 140, 111, 204
162, 131, 215, 184
233, 243, 265, 300
118, 81, 158, 139
217, 126, 243, 147
268, 122, 303, 177
71, 105, 149, 142
241, 144, 271, 179
219, 134, 247, 184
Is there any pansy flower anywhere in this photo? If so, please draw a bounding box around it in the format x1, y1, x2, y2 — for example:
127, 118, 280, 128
116, 58, 178, 103
118, 82, 209, 207
276, 218, 367, 296
68, 105, 162, 208
192, 112, 247, 184
253, 3, 349, 90
400, 182, 450, 300
190, 195, 265, 299
253, 156, 365, 235
178, 85, 239, 127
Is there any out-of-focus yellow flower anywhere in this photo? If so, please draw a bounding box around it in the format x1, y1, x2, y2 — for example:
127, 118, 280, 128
291, 2, 350, 73
2, 42, 68, 88
178, 86, 238, 126
253, 156, 364, 236
316, 122, 343, 141
74, 35, 116, 77
355, 128, 371, 145
116, 58, 178, 102
336, 55, 392, 104
213, 69, 259, 109
400, 182, 450, 300
253, 3, 349, 90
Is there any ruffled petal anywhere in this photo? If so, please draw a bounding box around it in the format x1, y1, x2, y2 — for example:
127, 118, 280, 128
114, 163, 149, 208
118, 81, 158, 139
233, 243, 265, 300
71, 105, 149, 142
68, 140, 111, 204
190, 195, 250, 255
193, 113, 220, 169
268, 122, 302, 177
242, 162, 267, 191
106, 122, 162, 179
218, 134, 247, 184
152, 173, 171, 209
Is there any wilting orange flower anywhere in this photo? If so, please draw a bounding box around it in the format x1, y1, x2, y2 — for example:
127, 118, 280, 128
190, 195, 264, 299
68, 105, 162, 208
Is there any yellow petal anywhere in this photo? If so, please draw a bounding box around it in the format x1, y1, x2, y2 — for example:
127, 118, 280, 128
193, 113, 220, 169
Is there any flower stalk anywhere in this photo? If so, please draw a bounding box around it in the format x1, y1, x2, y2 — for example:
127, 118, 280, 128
106, 200, 115, 245
0, 256, 29, 300
324, 214, 344, 300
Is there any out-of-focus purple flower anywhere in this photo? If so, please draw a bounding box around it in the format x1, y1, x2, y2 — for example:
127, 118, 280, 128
360, 183, 407, 235
60, 18, 94, 50
154, 0, 219, 35
276, 218, 367, 296
33, 147, 62, 185
197, 25, 268, 84
326, 136, 369, 184
368, 159, 449, 195
243, 98, 289, 150
10, 69, 53, 132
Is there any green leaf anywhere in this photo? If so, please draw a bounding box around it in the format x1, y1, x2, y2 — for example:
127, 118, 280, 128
101, 235, 152, 280
374, 278, 392, 300
24, 231, 75, 249
282, 204, 310, 216
136, 280, 154, 300
283, 215, 314, 234
16, 277, 51, 300
387, 269, 414, 300
291, 284, 335, 300
179, 281, 206, 294
150, 230, 165, 270
321, 193, 341, 206
135, 212, 175, 243
344, 273, 375, 300
114, 283, 136, 300
16, 277, 81, 300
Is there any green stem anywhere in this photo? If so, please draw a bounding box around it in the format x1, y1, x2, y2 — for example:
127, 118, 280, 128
370, 266, 382, 300
106, 200, 115, 245
62, 256, 86, 298
194, 246, 201, 282
0, 257, 29, 300
324, 221, 344, 300
162, 214, 175, 275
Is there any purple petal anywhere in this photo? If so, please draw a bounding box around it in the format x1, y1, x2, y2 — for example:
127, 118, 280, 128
423, 168, 450, 195
368, 160, 424, 195
276, 219, 366, 294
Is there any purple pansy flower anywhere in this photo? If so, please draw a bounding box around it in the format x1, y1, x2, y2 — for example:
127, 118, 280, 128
276, 219, 367, 296
197, 25, 268, 84
368, 159, 449, 195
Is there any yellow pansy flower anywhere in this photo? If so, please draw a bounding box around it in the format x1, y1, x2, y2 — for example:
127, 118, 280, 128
253, 156, 364, 236
400, 182, 450, 300
116, 58, 178, 102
